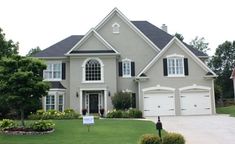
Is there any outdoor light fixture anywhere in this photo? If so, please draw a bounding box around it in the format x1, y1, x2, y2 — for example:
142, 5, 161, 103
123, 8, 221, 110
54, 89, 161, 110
108, 91, 111, 96
76, 92, 79, 98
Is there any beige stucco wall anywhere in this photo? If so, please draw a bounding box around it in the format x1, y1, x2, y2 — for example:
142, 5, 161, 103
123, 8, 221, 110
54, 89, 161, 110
139, 42, 216, 115
97, 14, 159, 108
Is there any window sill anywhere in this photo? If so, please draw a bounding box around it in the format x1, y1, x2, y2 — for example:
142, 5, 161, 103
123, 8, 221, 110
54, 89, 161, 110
43, 79, 62, 81
167, 75, 185, 78
82, 81, 104, 84
122, 76, 132, 78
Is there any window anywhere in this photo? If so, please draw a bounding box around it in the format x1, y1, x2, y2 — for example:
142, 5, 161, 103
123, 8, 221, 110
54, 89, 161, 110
85, 59, 101, 81
45, 95, 55, 111
112, 23, 120, 34
122, 60, 131, 77
58, 94, 64, 112
43, 63, 62, 80
167, 56, 184, 76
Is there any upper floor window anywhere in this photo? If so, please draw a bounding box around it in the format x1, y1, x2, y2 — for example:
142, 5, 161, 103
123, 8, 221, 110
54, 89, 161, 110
122, 59, 131, 77
119, 59, 135, 78
83, 58, 104, 83
43, 62, 62, 80
163, 54, 188, 77
112, 23, 120, 34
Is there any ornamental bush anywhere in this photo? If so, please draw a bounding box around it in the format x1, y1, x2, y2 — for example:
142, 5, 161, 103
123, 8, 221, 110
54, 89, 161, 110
162, 133, 185, 144
112, 92, 131, 110
0, 119, 18, 130
129, 109, 142, 118
30, 120, 55, 132
106, 110, 123, 118
28, 109, 80, 120
139, 134, 162, 144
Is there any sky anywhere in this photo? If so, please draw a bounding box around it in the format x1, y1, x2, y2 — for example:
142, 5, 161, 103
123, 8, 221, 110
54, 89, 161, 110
0, 0, 234, 56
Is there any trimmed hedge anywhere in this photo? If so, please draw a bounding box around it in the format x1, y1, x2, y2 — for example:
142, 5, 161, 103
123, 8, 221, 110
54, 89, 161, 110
0, 119, 18, 130
28, 109, 80, 120
162, 133, 185, 144
106, 109, 142, 118
30, 120, 55, 132
139, 134, 161, 144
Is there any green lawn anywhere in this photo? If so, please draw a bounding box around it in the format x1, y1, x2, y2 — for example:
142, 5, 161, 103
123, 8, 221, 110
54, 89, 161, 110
0, 119, 162, 144
216, 105, 235, 117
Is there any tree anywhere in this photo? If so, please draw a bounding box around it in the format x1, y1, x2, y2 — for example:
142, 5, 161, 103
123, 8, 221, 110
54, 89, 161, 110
0, 28, 18, 58
26, 46, 41, 56
111, 92, 131, 110
174, 33, 184, 41
0, 55, 50, 126
209, 41, 235, 98
190, 36, 209, 53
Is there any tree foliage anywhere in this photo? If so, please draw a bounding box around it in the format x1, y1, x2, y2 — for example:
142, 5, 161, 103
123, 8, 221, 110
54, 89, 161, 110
174, 33, 184, 41
0, 28, 18, 58
26, 46, 41, 56
0, 55, 50, 126
111, 92, 131, 110
209, 41, 235, 98
190, 36, 209, 53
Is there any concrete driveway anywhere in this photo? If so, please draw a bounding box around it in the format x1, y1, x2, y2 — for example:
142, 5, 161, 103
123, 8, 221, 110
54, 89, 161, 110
147, 115, 235, 144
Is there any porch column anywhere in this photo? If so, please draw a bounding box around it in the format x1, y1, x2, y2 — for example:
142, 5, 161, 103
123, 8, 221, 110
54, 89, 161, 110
104, 90, 108, 115
79, 90, 83, 114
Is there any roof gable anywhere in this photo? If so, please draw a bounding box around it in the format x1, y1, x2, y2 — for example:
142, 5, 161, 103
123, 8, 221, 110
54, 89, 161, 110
66, 29, 119, 55
137, 37, 216, 77
95, 8, 161, 52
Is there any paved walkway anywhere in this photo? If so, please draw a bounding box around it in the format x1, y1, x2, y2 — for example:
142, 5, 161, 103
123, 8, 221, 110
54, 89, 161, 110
146, 115, 235, 144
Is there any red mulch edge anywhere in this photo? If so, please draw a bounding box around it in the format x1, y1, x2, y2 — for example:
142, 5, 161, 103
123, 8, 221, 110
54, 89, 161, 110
1, 129, 55, 135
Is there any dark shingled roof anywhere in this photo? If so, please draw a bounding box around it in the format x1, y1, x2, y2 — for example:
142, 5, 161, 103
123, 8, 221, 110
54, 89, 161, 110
33, 35, 83, 57
50, 81, 66, 89
33, 21, 207, 57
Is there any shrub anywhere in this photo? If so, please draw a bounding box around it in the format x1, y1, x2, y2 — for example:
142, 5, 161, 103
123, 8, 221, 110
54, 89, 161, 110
30, 120, 55, 132
129, 109, 142, 118
112, 92, 131, 110
162, 133, 185, 144
0, 119, 18, 130
139, 134, 161, 144
106, 110, 123, 118
28, 109, 80, 120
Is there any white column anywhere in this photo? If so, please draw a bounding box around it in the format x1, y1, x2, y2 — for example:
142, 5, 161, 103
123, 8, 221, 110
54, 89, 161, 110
104, 90, 108, 115
79, 90, 83, 114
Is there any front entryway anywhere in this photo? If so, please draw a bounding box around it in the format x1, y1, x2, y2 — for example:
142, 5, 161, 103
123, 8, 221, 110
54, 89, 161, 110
89, 94, 99, 113
82, 90, 105, 114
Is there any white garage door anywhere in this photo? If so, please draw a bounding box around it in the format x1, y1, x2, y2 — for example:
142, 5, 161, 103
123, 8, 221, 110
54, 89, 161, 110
143, 92, 175, 116
180, 91, 212, 115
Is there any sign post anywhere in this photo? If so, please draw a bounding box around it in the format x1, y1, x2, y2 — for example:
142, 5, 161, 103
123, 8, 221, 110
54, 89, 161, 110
83, 116, 94, 132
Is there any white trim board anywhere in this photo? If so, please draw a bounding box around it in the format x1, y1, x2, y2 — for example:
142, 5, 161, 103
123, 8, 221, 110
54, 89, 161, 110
137, 37, 217, 77
66, 29, 119, 55
94, 7, 160, 52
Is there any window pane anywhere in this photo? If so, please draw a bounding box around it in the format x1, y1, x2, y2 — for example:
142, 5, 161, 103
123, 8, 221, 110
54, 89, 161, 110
122, 61, 131, 76
85, 59, 101, 81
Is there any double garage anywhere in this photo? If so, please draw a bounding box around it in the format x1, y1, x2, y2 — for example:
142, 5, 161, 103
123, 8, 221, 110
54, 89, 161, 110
143, 85, 213, 117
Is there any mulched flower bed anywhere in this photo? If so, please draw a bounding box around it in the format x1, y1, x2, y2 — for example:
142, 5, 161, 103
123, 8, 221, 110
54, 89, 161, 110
1, 128, 54, 135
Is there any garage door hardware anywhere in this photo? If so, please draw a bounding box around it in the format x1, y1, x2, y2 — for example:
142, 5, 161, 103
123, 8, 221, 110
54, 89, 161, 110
157, 105, 160, 108
169, 109, 174, 111
204, 95, 209, 97
144, 110, 150, 111
181, 109, 186, 110
205, 108, 210, 109
144, 97, 149, 98
168, 96, 174, 98
181, 96, 186, 98
194, 104, 197, 107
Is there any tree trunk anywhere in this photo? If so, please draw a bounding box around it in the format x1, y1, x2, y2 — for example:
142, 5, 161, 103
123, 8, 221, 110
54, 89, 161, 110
20, 108, 25, 127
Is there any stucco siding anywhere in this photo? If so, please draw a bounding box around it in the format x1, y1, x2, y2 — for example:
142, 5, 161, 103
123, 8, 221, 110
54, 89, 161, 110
139, 42, 215, 115
97, 14, 158, 100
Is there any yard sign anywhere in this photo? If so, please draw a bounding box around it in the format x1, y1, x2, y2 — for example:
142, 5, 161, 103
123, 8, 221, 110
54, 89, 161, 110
83, 116, 94, 132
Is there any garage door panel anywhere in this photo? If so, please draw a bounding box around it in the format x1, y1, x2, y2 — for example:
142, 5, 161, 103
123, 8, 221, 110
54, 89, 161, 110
180, 91, 212, 115
144, 92, 175, 117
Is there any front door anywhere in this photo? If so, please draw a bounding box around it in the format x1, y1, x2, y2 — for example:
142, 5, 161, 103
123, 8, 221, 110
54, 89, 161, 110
89, 94, 98, 113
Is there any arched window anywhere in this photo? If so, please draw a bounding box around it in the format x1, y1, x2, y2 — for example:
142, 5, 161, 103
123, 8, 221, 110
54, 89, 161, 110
83, 58, 104, 82
112, 23, 120, 34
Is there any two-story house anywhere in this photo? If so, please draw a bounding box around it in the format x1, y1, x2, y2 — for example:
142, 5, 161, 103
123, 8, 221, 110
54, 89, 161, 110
34, 8, 217, 116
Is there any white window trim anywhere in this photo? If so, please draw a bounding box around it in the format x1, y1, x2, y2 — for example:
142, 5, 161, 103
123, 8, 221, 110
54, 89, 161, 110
166, 54, 185, 77
122, 58, 132, 78
44, 91, 65, 112
44, 92, 56, 111
82, 57, 104, 83
43, 61, 62, 81
112, 22, 120, 34
58, 92, 64, 112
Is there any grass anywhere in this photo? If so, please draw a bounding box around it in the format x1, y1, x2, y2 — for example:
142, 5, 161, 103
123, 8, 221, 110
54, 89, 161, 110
0, 119, 163, 144
216, 105, 235, 117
